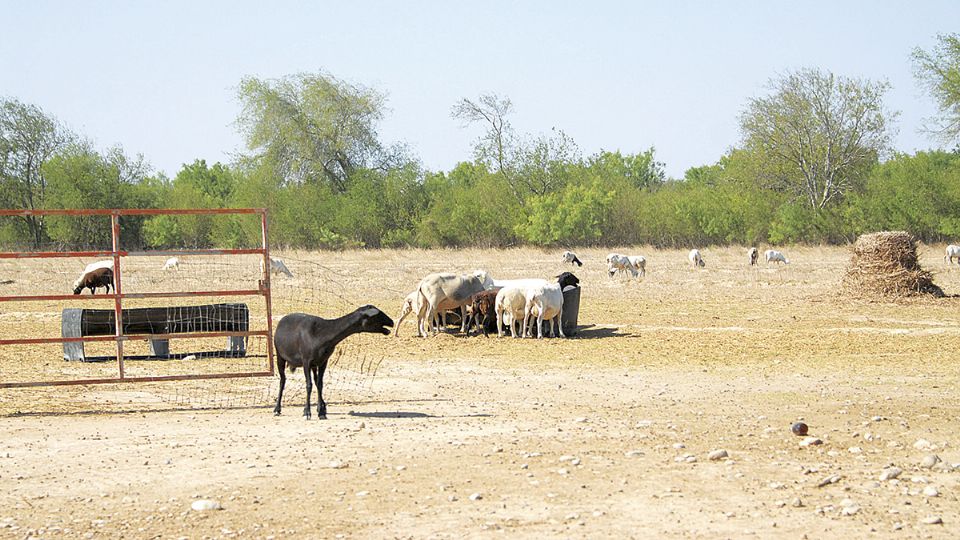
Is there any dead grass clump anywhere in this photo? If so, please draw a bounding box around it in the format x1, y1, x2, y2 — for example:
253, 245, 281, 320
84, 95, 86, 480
842, 231, 944, 299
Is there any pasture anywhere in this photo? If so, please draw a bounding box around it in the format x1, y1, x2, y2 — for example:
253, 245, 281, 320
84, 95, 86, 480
1, 245, 959, 538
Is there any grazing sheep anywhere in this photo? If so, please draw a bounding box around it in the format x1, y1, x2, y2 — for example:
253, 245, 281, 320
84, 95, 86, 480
416, 270, 492, 336
607, 254, 638, 277
395, 290, 457, 336
627, 255, 646, 277
72, 267, 114, 295
523, 283, 565, 338
163, 257, 180, 270
561, 251, 583, 267
260, 257, 294, 277
689, 249, 705, 268
945, 244, 960, 265
395, 291, 420, 336
748, 247, 759, 266
273, 305, 393, 419
764, 249, 790, 265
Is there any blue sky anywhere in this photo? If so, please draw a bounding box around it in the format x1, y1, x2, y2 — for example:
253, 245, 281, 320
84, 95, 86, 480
1, 1, 956, 179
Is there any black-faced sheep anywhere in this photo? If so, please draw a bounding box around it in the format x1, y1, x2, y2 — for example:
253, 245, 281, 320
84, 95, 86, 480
72, 267, 114, 295
561, 251, 583, 266
273, 305, 394, 419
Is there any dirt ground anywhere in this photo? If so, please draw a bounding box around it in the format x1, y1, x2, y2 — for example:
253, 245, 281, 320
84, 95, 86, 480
1, 246, 959, 539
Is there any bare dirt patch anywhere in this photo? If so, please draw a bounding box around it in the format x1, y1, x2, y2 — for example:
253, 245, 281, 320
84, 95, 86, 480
1, 246, 959, 538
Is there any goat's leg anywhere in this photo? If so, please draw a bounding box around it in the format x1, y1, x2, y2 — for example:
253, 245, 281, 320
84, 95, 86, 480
460, 305, 468, 333
558, 308, 566, 338
302, 361, 313, 419
315, 363, 327, 419
274, 356, 286, 416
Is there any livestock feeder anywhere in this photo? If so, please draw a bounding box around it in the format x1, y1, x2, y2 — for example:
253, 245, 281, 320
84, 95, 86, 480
61, 303, 249, 362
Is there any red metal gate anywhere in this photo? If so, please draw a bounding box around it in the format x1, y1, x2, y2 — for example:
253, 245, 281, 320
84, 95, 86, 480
0, 208, 274, 388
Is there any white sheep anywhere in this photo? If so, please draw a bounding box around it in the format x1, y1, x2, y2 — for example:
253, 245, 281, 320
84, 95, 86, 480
945, 244, 960, 265
748, 247, 759, 266
260, 257, 294, 277
561, 251, 583, 267
523, 283, 565, 338
627, 255, 646, 277
606, 253, 638, 278
162, 257, 180, 270
764, 249, 790, 265
396, 289, 458, 336
689, 249, 705, 268
495, 286, 530, 338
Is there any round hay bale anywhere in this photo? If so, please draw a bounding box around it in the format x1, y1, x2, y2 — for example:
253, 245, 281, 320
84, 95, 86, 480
842, 231, 944, 299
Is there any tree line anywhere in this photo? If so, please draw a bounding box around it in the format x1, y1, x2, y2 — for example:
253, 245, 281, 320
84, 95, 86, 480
1, 34, 959, 250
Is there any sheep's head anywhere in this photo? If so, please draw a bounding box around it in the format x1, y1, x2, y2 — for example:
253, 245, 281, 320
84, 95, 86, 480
698, 258, 706, 268
471, 269, 495, 290
358, 305, 394, 335
556, 272, 580, 289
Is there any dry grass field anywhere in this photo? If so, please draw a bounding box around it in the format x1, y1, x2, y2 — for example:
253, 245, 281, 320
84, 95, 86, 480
1, 245, 960, 538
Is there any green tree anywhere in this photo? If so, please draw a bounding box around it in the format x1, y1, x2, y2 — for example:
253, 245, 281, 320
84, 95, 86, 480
516, 181, 614, 246
44, 144, 153, 247
236, 72, 407, 193
143, 160, 237, 248
740, 68, 896, 210
913, 33, 960, 144
587, 148, 666, 190
0, 98, 72, 246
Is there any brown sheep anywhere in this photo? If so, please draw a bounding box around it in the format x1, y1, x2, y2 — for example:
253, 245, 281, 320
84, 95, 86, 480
72, 267, 114, 295
466, 288, 502, 336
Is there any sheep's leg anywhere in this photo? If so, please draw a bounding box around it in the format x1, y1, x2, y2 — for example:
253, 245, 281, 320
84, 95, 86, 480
302, 361, 313, 419
537, 311, 545, 339
274, 356, 287, 416
522, 305, 531, 338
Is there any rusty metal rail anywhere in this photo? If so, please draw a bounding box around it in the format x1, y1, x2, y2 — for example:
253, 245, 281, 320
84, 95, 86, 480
0, 208, 275, 389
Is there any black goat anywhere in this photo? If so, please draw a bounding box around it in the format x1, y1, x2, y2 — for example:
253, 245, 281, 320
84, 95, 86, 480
73, 267, 114, 295
273, 305, 394, 419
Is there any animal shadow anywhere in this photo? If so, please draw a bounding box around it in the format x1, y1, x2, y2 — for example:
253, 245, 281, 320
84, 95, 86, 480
348, 411, 436, 419
570, 324, 629, 339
